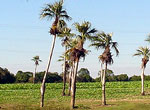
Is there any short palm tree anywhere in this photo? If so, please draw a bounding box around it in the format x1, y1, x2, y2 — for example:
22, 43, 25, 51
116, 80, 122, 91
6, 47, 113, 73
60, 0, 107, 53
31, 56, 42, 84
40, 0, 71, 107
58, 27, 74, 96
133, 47, 150, 95
90, 32, 119, 105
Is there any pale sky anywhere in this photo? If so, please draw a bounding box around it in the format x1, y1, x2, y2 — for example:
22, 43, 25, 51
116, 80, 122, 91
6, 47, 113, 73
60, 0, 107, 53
1, 0, 150, 78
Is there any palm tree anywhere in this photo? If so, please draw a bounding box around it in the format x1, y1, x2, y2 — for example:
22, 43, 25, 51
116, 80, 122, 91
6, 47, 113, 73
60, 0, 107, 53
40, 0, 71, 107
58, 52, 71, 96
67, 43, 88, 109
90, 32, 119, 105
145, 34, 150, 42
31, 56, 42, 84
133, 47, 150, 95
68, 21, 97, 109
58, 27, 74, 96
74, 21, 97, 49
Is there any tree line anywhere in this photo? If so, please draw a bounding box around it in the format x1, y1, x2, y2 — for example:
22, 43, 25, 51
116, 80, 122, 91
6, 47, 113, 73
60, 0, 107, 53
1, 67, 150, 84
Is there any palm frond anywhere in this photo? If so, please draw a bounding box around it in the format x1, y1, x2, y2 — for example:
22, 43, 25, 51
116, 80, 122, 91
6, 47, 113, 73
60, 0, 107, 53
111, 42, 119, 56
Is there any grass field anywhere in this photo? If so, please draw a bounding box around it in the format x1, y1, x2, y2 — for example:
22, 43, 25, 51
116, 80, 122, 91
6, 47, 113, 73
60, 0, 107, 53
0, 81, 150, 110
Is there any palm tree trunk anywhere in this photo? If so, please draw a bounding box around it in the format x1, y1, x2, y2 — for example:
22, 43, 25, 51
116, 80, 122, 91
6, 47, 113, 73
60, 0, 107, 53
33, 65, 37, 84
100, 63, 103, 83
141, 67, 145, 95
102, 62, 107, 105
71, 60, 79, 109
68, 65, 73, 96
62, 46, 67, 96
40, 35, 56, 107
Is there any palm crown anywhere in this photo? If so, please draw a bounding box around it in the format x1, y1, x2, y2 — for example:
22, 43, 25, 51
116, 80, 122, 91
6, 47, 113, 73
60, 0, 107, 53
91, 32, 119, 55
74, 21, 97, 49
90, 32, 119, 64
31, 56, 42, 65
58, 27, 74, 47
133, 47, 150, 68
145, 34, 150, 43
40, 0, 71, 35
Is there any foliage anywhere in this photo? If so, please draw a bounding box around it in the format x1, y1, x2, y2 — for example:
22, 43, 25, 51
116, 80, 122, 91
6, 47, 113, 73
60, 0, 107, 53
96, 69, 116, 82
116, 74, 129, 81
129, 75, 141, 81
35, 71, 62, 83
0, 67, 15, 84
15, 71, 31, 83
78, 68, 90, 76
77, 74, 94, 82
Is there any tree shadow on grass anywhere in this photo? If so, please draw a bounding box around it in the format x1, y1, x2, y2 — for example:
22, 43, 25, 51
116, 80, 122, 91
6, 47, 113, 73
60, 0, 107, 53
75, 104, 91, 109
94, 104, 116, 108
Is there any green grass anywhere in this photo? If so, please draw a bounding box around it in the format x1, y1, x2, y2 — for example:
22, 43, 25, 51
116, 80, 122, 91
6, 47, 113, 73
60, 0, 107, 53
0, 81, 150, 110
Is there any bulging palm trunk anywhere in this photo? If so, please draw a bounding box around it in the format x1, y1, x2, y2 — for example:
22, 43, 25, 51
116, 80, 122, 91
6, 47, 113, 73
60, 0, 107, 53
33, 65, 37, 84
141, 67, 145, 95
102, 62, 107, 105
40, 35, 56, 107
62, 46, 67, 96
71, 60, 79, 109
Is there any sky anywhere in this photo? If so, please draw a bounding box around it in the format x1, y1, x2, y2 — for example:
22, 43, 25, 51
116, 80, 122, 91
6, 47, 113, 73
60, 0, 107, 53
1, 0, 150, 78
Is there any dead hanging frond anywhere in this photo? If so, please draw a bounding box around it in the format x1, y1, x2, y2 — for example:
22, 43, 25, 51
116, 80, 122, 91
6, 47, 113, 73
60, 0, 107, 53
50, 17, 60, 35
141, 58, 149, 68
99, 46, 113, 64
67, 47, 88, 62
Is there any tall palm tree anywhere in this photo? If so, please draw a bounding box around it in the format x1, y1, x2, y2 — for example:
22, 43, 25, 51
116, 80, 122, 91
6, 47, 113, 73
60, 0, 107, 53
133, 47, 150, 95
58, 27, 74, 96
68, 21, 97, 109
40, 0, 71, 107
31, 56, 42, 84
90, 32, 119, 105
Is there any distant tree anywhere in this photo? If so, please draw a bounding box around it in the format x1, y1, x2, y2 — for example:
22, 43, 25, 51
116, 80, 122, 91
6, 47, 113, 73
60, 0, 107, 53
145, 75, 150, 81
46, 72, 62, 83
77, 74, 94, 82
98, 69, 116, 82
0, 67, 15, 84
78, 68, 90, 76
15, 71, 30, 83
116, 74, 128, 81
77, 68, 94, 82
133, 46, 150, 95
129, 75, 141, 81
31, 56, 42, 84
35, 71, 62, 83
